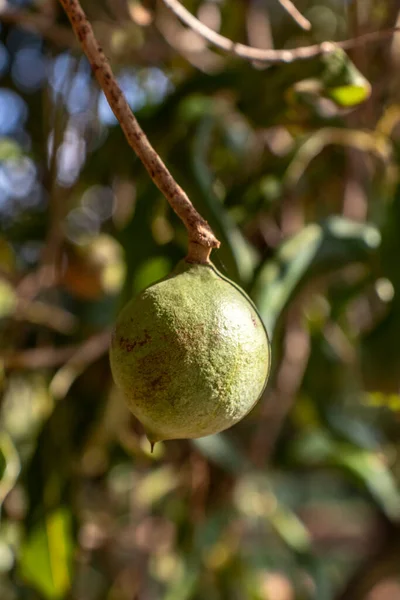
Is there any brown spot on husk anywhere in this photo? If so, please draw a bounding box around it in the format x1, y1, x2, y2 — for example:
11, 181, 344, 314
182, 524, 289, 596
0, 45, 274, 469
119, 330, 152, 352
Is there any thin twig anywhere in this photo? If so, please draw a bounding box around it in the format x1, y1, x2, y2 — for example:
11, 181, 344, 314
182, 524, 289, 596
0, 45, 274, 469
162, 0, 400, 64
0, 329, 111, 383
0, 269, 76, 333
156, 1, 225, 73
2, 345, 79, 370
250, 297, 310, 465
58, 0, 219, 263
277, 0, 311, 31
50, 329, 111, 399
15, 298, 78, 334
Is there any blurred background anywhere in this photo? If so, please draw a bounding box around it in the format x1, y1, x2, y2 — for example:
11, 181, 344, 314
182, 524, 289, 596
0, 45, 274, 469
1, 0, 400, 598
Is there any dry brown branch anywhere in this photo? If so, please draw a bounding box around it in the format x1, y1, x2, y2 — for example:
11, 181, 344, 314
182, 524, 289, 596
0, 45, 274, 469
50, 329, 111, 399
15, 298, 78, 334
2, 329, 110, 383
58, 0, 220, 263
156, 1, 225, 73
162, 0, 400, 64
250, 299, 310, 465
1, 269, 76, 333
277, 0, 311, 31
2, 345, 79, 370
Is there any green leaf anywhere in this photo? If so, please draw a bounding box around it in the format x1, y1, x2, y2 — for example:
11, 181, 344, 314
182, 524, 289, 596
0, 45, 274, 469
20, 508, 73, 600
290, 431, 400, 520
251, 217, 381, 333
320, 49, 371, 107
191, 115, 256, 286
270, 504, 311, 554
163, 554, 200, 600
325, 84, 370, 107
192, 434, 250, 474
0, 432, 20, 509
334, 448, 400, 521
0, 138, 23, 161
133, 255, 172, 293
0, 281, 16, 319
134, 466, 180, 508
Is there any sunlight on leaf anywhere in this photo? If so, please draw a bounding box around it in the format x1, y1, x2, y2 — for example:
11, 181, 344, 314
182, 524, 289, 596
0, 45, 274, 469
20, 509, 73, 600
0, 432, 20, 509
252, 217, 381, 333
325, 84, 370, 107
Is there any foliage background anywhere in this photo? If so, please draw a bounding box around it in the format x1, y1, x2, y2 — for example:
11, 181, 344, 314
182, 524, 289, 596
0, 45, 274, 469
1, 0, 400, 598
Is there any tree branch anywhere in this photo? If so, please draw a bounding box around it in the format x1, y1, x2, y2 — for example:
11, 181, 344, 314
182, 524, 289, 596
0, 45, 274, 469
162, 0, 399, 64
50, 329, 111, 399
277, 0, 311, 31
58, 0, 220, 263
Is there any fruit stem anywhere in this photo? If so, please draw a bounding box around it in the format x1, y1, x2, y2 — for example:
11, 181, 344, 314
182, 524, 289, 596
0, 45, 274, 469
186, 242, 212, 264
58, 0, 220, 260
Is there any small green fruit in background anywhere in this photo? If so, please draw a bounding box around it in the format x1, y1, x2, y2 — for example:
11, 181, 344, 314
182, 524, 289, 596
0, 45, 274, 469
61, 235, 125, 300
109, 260, 271, 446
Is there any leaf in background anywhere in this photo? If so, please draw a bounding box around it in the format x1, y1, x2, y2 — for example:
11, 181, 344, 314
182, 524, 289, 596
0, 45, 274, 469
319, 49, 371, 107
251, 217, 381, 333
290, 430, 400, 521
334, 448, 400, 522
0, 238, 17, 276
270, 504, 311, 554
116, 182, 181, 308
0, 281, 16, 320
284, 128, 391, 189
1, 374, 53, 448
0, 138, 23, 161
0, 432, 20, 510
192, 433, 250, 474
134, 466, 180, 508
20, 508, 73, 600
133, 255, 172, 293
191, 115, 256, 287
61, 235, 126, 301
234, 474, 311, 553
164, 556, 199, 600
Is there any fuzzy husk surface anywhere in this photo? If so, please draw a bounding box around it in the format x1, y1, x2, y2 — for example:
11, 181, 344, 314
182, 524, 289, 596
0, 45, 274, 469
110, 261, 271, 442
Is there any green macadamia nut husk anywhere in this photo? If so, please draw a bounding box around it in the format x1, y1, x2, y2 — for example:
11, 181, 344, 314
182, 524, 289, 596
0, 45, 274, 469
110, 260, 271, 443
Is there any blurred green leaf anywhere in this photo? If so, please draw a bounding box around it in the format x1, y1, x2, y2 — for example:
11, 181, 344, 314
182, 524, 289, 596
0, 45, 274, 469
0, 238, 17, 275
0, 281, 16, 319
291, 430, 400, 521
284, 128, 390, 189
164, 556, 199, 600
0, 432, 20, 509
133, 255, 172, 292
252, 217, 381, 333
134, 466, 180, 508
20, 508, 73, 600
191, 116, 257, 286
325, 84, 370, 107
192, 434, 250, 474
0, 139, 23, 161
320, 49, 371, 107
334, 448, 400, 522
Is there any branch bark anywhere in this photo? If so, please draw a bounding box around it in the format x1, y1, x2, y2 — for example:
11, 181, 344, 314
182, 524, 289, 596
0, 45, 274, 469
162, 0, 399, 64
58, 0, 220, 264
277, 0, 311, 31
